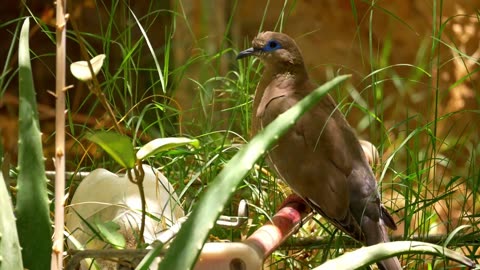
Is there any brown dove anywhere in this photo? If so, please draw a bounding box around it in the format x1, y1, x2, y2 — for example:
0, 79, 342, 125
237, 32, 401, 270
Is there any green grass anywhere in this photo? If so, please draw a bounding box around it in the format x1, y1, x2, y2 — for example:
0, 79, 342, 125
1, 0, 479, 269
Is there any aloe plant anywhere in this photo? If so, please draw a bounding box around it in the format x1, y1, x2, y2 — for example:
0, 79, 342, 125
0, 172, 23, 269
15, 17, 52, 270
315, 241, 476, 270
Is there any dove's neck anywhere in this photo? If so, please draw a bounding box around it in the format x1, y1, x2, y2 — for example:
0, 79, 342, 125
260, 63, 310, 94
264, 61, 308, 79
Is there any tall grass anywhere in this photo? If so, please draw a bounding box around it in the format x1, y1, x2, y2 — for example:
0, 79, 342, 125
1, 0, 479, 269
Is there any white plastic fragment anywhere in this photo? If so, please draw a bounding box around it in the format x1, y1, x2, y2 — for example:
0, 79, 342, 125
66, 164, 184, 269
70, 54, 106, 81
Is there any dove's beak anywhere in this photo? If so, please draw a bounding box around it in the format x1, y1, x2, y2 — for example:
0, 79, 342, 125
236, 47, 257, 60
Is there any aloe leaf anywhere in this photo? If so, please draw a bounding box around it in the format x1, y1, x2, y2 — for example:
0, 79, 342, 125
15, 17, 52, 270
314, 241, 476, 270
0, 172, 24, 269
150, 75, 350, 270
87, 131, 136, 169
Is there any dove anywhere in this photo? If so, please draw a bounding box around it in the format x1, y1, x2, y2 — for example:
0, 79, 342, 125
237, 31, 401, 270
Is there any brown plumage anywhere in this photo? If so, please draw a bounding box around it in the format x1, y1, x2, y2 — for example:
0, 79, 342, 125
237, 32, 401, 270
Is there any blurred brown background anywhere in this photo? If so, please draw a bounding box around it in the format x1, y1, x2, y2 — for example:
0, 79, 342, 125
1, 0, 479, 177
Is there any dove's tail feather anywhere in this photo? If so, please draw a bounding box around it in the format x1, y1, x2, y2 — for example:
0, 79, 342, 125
362, 217, 402, 270
381, 204, 398, 230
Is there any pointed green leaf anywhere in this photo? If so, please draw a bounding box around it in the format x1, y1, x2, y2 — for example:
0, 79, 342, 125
315, 241, 475, 270
95, 219, 126, 249
16, 17, 52, 270
0, 173, 24, 269
136, 137, 200, 160
87, 131, 136, 169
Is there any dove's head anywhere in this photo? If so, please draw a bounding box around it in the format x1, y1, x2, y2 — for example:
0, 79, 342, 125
236, 32, 304, 68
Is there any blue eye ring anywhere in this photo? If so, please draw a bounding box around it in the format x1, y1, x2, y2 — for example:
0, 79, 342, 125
263, 39, 282, 52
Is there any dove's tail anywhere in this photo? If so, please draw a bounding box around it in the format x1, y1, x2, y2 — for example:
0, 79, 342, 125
362, 214, 402, 270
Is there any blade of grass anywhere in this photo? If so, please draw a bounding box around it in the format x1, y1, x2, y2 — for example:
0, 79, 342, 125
129, 7, 165, 93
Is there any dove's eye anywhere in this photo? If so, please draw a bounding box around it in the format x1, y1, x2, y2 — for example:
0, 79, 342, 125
263, 39, 282, 52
